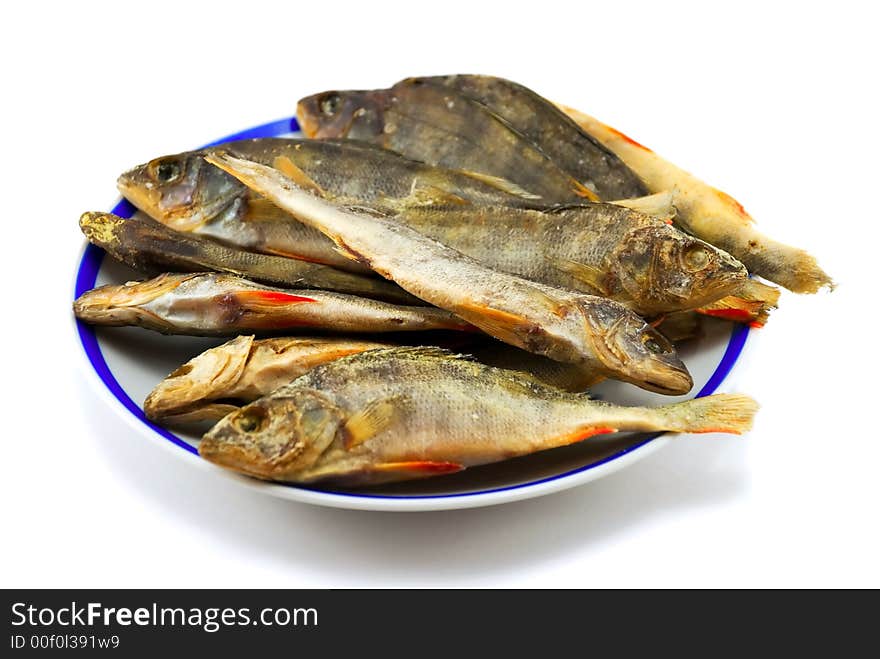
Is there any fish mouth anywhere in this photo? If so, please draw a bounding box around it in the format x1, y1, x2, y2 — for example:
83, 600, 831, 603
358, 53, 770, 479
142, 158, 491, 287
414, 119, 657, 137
296, 101, 320, 138
72, 297, 165, 329
637, 366, 694, 396
117, 172, 162, 218
199, 432, 272, 480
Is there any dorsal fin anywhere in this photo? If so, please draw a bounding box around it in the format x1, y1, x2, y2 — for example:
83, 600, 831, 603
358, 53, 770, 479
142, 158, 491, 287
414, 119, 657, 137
244, 196, 298, 223
362, 346, 475, 361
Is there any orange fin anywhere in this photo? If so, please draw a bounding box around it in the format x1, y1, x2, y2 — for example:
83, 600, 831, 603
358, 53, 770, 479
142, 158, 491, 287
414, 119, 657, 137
605, 124, 653, 153
699, 306, 758, 323
556, 426, 618, 446
234, 290, 317, 307
456, 301, 537, 347
697, 294, 766, 324
373, 461, 464, 476
272, 156, 327, 197
572, 180, 600, 201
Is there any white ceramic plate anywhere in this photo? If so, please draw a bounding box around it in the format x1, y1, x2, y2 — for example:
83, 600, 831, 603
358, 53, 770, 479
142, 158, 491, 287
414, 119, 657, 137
74, 116, 751, 512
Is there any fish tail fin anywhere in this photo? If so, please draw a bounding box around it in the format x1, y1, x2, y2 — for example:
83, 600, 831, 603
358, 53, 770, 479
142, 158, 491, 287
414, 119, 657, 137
661, 394, 759, 435
770, 243, 835, 294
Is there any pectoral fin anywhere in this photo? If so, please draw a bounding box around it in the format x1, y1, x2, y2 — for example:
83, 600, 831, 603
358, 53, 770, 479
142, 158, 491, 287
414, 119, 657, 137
343, 397, 400, 450
233, 290, 317, 311
548, 258, 609, 295
456, 302, 539, 347
244, 197, 298, 223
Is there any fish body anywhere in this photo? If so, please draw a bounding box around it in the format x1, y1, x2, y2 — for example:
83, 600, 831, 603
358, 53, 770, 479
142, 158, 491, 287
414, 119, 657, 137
414, 74, 649, 200
201, 347, 757, 486
560, 105, 833, 293
79, 211, 418, 304
208, 153, 693, 395
296, 80, 599, 202
117, 138, 544, 272
73, 273, 472, 336
395, 203, 748, 316
145, 335, 393, 424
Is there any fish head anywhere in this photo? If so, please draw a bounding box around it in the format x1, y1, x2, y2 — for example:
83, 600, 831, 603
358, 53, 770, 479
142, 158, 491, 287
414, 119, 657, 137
583, 299, 693, 395
78, 211, 125, 248
297, 89, 387, 140
144, 335, 255, 421
614, 226, 748, 314
72, 273, 190, 327
200, 388, 345, 480
117, 151, 246, 232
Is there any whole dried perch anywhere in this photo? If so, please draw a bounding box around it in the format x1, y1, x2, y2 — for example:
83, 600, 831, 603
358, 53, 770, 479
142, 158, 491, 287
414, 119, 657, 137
200, 347, 758, 487
207, 152, 694, 395
73, 273, 472, 336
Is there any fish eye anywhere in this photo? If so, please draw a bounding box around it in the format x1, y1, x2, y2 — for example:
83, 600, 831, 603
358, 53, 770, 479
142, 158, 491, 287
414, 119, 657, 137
236, 408, 266, 433
683, 244, 711, 271
319, 93, 341, 116
642, 332, 670, 354
152, 159, 182, 184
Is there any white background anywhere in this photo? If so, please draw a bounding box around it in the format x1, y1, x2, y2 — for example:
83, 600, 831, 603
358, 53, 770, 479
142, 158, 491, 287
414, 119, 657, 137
2, 1, 877, 588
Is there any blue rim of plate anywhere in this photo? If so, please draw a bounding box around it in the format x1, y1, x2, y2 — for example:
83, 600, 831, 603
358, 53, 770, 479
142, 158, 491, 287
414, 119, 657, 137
74, 115, 750, 501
